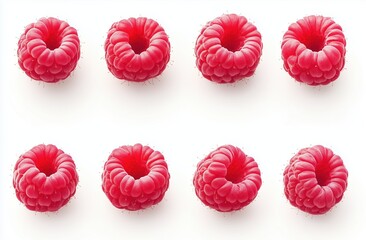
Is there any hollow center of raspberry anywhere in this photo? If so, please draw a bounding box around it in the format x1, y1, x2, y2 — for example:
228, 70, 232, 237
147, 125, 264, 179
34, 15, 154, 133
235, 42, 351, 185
122, 156, 149, 179
34, 156, 57, 177
315, 162, 331, 186
129, 34, 149, 54
44, 33, 61, 50
221, 29, 245, 52
300, 34, 325, 52
225, 158, 246, 183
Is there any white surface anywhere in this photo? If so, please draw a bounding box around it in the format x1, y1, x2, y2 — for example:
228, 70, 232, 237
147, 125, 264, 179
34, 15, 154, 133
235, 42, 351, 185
1, 0, 366, 239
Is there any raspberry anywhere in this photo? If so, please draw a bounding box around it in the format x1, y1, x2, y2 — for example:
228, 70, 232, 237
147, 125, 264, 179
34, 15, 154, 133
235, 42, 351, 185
193, 145, 262, 212
102, 144, 170, 211
104, 17, 171, 82
17, 17, 81, 83
13, 144, 79, 212
195, 14, 263, 83
281, 15, 346, 86
283, 145, 348, 214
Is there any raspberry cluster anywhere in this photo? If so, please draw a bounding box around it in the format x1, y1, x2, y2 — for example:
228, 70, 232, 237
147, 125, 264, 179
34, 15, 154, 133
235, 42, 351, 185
14, 15, 351, 216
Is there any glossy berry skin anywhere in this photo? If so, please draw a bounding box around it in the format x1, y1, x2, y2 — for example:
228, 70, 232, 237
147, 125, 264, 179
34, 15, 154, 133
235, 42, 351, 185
193, 145, 262, 212
13, 144, 78, 212
102, 144, 170, 211
281, 15, 346, 85
17, 17, 80, 83
283, 145, 348, 214
105, 17, 171, 82
195, 14, 263, 83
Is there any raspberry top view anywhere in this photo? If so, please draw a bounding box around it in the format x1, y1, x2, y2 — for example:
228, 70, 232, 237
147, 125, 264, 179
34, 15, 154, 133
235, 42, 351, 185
102, 144, 170, 211
193, 145, 262, 212
195, 14, 263, 84
17, 17, 81, 83
13, 144, 79, 212
104, 17, 171, 82
281, 15, 346, 86
283, 145, 348, 214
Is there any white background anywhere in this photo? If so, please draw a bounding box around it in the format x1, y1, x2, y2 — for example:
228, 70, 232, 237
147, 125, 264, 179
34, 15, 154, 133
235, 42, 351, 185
0, 0, 365, 239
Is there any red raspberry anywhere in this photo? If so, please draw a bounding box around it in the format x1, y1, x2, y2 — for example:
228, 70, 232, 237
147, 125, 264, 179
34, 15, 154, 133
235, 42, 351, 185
13, 144, 79, 212
104, 17, 171, 82
283, 145, 348, 214
195, 14, 263, 83
102, 144, 170, 211
281, 15, 346, 86
17, 17, 81, 83
193, 145, 262, 212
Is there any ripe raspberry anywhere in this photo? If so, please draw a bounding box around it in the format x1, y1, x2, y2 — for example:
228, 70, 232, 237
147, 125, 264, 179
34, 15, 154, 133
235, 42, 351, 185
17, 17, 81, 83
195, 14, 263, 84
193, 145, 262, 212
13, 144, 79, 212
281, 15, 346, 86
104, 17, 171, 82
283, 145, 348, 214
102, 144, 170, 211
